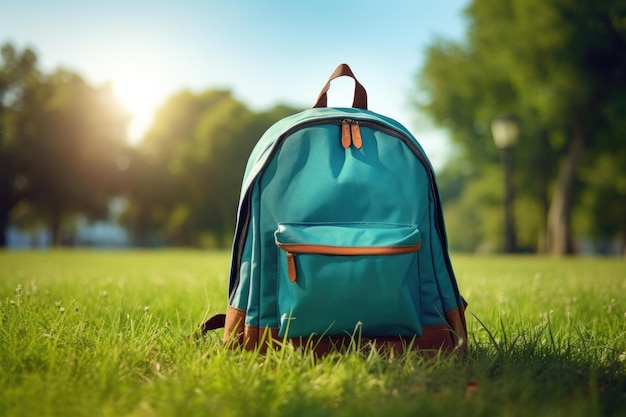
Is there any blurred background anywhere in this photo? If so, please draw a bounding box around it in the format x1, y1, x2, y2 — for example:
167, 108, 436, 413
1, 0, 624, 256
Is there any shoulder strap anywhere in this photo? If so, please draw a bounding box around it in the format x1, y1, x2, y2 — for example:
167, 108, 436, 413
199, 313, 226, 335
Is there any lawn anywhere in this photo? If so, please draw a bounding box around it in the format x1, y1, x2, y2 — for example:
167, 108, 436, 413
1, 250, 624, 417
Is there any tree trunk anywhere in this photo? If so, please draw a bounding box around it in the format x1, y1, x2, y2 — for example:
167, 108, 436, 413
536, 130, 550, 254
501, 147, 516, 253
49, 210, 62, 247
0, 211, 8, 248
546, 120, 587, 255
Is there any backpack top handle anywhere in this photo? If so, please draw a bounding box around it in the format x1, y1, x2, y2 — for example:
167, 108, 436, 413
312, 63, 368, 110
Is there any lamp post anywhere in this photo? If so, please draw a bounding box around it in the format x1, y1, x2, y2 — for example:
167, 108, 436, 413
491, 114, 520, 253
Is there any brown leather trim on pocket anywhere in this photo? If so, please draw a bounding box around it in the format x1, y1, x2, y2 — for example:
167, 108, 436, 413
277, 242, 422, 256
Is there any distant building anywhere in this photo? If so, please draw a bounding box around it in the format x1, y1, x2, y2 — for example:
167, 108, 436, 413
6, 197, 130, 248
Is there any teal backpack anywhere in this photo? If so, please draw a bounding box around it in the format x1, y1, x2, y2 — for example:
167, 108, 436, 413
203, 64, 467, 355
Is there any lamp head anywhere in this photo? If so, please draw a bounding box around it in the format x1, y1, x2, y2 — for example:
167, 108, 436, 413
491, 114, 520, 149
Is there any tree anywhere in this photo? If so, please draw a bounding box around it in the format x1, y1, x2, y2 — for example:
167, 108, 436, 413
190, 102, 299, 244
124, 89, 235, 246
575, 150, 626, 254
418, 0, 626, 254
0, 43, 39, 246
117, 145, 171, 246
1, 42, 130, 246
124, 89, 299, 247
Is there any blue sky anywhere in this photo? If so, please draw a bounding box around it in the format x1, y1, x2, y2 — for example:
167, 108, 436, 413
1, 0, 469, 167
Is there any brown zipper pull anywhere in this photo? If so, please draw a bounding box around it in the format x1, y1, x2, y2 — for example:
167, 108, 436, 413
286, 252, 297, 282
341, 121, 352, 149
351, 122, 363, 149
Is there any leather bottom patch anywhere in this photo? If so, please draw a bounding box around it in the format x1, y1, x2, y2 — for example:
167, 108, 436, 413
223, 305, 467, 357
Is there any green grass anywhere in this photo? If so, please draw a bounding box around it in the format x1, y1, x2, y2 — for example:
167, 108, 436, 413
1, 250, 625, 417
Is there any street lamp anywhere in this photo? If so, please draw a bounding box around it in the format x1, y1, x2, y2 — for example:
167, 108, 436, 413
491, 114, 520, 253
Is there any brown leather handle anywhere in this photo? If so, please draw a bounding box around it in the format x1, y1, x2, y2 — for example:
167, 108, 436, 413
312, 63, 368, 110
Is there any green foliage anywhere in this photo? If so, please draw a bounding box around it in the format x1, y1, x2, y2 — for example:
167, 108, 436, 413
2, 41, 300, 248
419, 0, 626, 254
438, 160, 546, 253
440, 164, 500, 252
0, 43, 40, 246
1, 251, 625, 416
125, 91, 301, 247
1, 43, 131, 245
574, 151, 626, 244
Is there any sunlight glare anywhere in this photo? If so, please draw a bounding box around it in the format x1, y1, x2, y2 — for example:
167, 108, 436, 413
111, 65, 165, 144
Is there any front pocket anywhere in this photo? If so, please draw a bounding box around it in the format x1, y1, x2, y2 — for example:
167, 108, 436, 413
274, 223, 422, 338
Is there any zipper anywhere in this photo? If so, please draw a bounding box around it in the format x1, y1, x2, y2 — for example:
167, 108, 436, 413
277, 242, 422, 283
340, 119, 363, 149
341, 120, 351, 148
